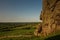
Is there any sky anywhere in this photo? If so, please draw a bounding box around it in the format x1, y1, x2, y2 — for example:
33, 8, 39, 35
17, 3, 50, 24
0, 0, 42, 22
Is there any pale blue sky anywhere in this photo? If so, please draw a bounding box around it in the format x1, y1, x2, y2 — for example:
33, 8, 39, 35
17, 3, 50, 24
0, 0, 42, 22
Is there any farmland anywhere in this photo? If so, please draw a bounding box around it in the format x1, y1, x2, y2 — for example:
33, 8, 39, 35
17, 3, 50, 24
0, 22, 60, 40
0, 22, 42, 40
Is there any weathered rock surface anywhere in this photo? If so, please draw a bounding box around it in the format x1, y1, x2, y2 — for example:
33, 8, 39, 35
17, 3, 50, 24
34, 0, 60, 37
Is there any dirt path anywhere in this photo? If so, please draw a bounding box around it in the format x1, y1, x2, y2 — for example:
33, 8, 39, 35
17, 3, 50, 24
0, 35, 33, 39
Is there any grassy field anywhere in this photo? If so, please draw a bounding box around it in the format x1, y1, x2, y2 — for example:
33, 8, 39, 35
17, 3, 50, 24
0, 22, 60, 40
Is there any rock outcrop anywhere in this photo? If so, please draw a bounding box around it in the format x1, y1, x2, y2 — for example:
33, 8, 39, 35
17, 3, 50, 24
34, 0, 60, 37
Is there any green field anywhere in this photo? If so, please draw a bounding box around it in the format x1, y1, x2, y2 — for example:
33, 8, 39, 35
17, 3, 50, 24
0, 22, 60, 40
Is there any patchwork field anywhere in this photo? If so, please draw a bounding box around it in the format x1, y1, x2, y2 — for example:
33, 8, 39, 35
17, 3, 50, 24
0, 22, 60, 40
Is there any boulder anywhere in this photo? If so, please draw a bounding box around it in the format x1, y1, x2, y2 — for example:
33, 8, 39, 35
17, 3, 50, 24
34, 0, 60, 37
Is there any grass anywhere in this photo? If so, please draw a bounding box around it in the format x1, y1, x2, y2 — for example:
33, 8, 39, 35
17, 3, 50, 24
0, 22, 60, 40
0, 36, 42, 40
0, 26, 35, 36
0, 22, 41, 40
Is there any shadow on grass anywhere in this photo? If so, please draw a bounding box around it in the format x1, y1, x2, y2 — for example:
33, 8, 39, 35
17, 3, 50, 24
45, 35, 60, 40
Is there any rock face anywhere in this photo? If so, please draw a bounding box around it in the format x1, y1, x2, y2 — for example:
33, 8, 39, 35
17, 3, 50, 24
34, 0, 60, 37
